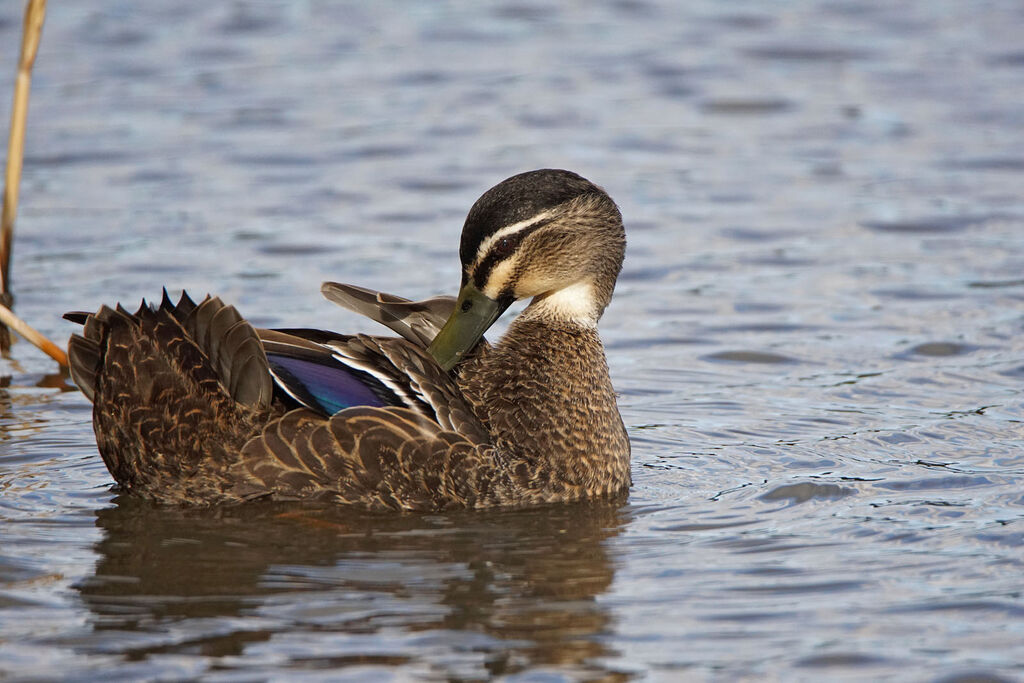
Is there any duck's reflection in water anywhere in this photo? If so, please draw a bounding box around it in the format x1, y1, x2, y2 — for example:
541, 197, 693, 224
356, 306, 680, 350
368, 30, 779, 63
76, 497, 630, 678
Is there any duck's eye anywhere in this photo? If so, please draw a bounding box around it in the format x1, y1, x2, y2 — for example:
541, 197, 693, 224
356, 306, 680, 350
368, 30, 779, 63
494, 237, 514, 258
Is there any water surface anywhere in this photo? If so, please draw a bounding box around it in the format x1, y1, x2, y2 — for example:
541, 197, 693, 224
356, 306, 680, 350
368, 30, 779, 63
1, 1, 1023, 680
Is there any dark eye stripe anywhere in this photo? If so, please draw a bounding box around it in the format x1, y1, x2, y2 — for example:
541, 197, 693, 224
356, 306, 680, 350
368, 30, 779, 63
471, 218, 554, 289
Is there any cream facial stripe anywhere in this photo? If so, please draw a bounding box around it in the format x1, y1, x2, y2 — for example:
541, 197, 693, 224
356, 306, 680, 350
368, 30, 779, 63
482, 255, 519, 299
473, 210, 555, 266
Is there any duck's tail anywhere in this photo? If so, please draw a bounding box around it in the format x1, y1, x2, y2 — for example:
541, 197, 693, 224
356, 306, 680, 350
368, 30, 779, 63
65, 291, 278, 502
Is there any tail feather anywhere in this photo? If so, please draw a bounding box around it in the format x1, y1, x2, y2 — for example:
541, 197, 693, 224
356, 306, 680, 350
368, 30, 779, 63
161, 288, 197, 323
228, 333, 275, 407
62, 311, 89, 325
66, 293, 274, 409
67, 333, 100, 402
176, 296, 273, 409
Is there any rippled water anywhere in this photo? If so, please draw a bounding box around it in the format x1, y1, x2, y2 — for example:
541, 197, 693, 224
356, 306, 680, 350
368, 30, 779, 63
2, 1, 1023, 680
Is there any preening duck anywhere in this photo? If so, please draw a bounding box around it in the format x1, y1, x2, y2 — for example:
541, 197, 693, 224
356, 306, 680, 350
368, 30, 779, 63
66, 169, 630, 510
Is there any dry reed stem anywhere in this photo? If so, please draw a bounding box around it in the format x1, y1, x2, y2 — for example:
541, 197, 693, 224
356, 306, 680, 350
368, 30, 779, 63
0, 0, 63, 366
0, 303, 67, 367
2, 0, 47, 297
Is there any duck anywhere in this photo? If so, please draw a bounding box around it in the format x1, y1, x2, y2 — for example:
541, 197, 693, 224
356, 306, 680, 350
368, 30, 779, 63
65, 169, 630, 510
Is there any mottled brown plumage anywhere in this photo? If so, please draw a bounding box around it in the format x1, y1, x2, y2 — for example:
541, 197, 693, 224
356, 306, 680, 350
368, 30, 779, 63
459, 320, 631, 503
66, 169, 631, 510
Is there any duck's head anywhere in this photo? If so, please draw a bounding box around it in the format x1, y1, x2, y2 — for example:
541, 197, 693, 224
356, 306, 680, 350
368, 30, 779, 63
428, 169, 625, 371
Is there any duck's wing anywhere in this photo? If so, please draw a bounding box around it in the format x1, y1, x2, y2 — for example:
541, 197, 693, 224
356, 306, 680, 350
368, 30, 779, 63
64, 291, 499, 509
257, 328, 486, 437
320, 281, 456, 348
242, 327, 504, 509
228, 405, 504, 509
258, 328, 404, 416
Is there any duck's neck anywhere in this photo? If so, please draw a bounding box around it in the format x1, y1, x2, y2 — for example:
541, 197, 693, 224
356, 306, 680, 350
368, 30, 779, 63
458, 314, 631, 499
520, 281, 602, 328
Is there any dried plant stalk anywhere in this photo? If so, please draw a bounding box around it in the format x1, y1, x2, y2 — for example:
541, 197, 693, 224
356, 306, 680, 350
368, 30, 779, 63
0, 0, 64, 366
0, 303, 67, 367
2, 0, 47, 298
